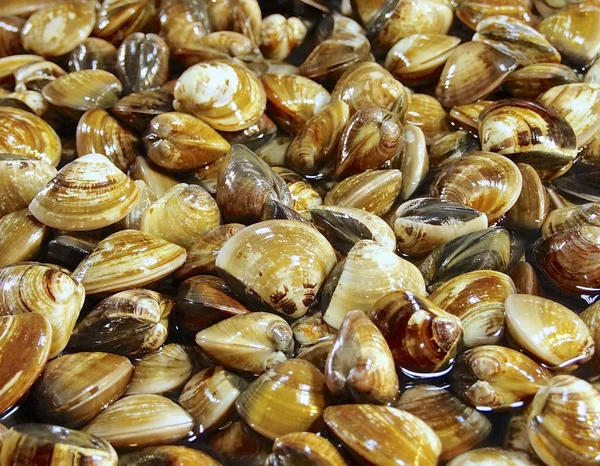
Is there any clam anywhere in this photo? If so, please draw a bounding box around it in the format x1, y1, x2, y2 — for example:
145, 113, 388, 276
292, 313, 334, 347
116, 180, 155, 230
32, 352, 133, 428
261, 14, 307, 60
13, 60, 66, 92
110, 89, 174, 133
451, 345, 551, 409
286, 100, 350, 176
67, 38, 117, 73
265, 432, 347, 466
83, 394, 194, 448
179, 367, 248, 434
449, 100, 495, 133
0, 209, 47, 267
527, 375, 600, 466
21, 2, 96, 58
504, 63, 580, 99
393, 124, 429, 200
506, 164, 550, 232
428, 130, 480, 169
0, 16, 24, 59
311, 205, 396, 255
390, 197, 488, 258
369, 291, 463, 374
126, 344, 194, 395
262, 73, 331, 133
0, 54, 43, 85
236, 359, 328, 440
430, 152, 522, 223
581, 301, 600, 368
436, 42, 517, 108
208, 421, 271, 466
1, 424, 118, 466
321, 240, 426, 329
119, 446, 221, 466
510, 261, 541, 296
325, 310, 398, 404
403, 93, 450, 142
428, 270, 516, 348
447, 448, 540, 465
0, 262, 85, 358
0, 314, 51, 414
68, 289, 172, 356
206, 0, 261, 45
195, 312, 293, 374
505, 294, 595, 370
129, 156, 178, 198
71, 230, 186, 294
29, 154, 140, 231
0, 107, 61, 166
94, 0, 156, 44
216, 220, 336, 318
272, 167, 322, 218
551, 171, 600, 204
324, 404, 441, 466
116, 33, 169, 95
324, 169, 402, 217
456, 0, 537, 30
174, 31, 258, 65
397, 385, 491, 461
173, 61, 266, 132
297, 340, 334, 374
158, 0, 210, 51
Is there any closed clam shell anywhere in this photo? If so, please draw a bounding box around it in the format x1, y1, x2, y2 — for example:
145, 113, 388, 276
527, 375, 600, 466
261, 16, 306, 60
429, 270, 516, 348
0, 107, 61, 166
506, 164, 550, 231
0, 262, 85, 358
369, 291, 463, 374
71, 230, 186, 294
94, 0, 156, 44
385, 33, 461, 86
449, 100, 494, 133
32, 352, 133, 428
42, 70, 123, 117
14, 60, 66, 92
262, 73, 331, 133
397, 385, 491, 461
394, 124, 429, 199
322, 240, 426, 329
436, 42, 517, 108
335, 106, 404, 180
76, 109, 140, 172
116, 33, 169, 95
83, 394, 194, 448
179, 367, 248, 434
510, 261, 541, 295
140, 183, 220, 249
271, 167, 322, 218
505, 294, 594, 370
0, 16, 24, 59
129, 156, 178, 198
68, 38, 118, 73
332, 62, 410, 118
456, 0, 536, 30
447, 447, 540, 465
324, 404, 441, 466
325, 310, 398, 404
195, 312, 293, 374
174, 61, 266, 132
430, 151, 522, 223
311, 205, 396, 255
30, 154, 140, 231
216, 220, 336, 318
143, 112, 230, 172
68, 289, 172, 356
1, 424, 118, 466
265, 432, 347, 466
118, 180, 156, 230
504, 63, 580, 99
119, 446, 221, 466
158, 0, 210, 50
110, 89, 174, 134
127, 344, 194, 395
292, 313, 334, 347
208, 420, 271, 466
391, 197, 488, 258
324, 169, 402, 217
428, 130, 479, 169
236, 359, 328, 440
286, 100, 350, 176
0, 209, 47, 267
403, 93, 450, 142
550, 171, 600, 204
0, 314, 51, 414
21, 2, 95, 58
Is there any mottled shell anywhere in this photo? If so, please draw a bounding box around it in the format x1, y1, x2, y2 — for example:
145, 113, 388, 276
94, 0, 156, 45
403, 93, 450, 142
428, 130, 479, 169
116, 33, 169, 95
129, 156, 178, 198
506, 164, 550, 232
265, 432, 347, 466
272, 167, 322, 219
0, 209, 47, 267
504, 63, 580, 100
456, 0, 537, 30
110, 89, 174, 134
394, 124, 429, 200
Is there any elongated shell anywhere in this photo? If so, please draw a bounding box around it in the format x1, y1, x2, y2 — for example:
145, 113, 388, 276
395, 124, 429, 200
32, 352, 133, 428
265, 432, 347, 466
216, 220, 336, 318
324, 404, 441, 466
447, 448, 540, 465
404, 93, 450, 142
119, 446, 221, 466
236, 359, 328, 440
0, 209, 47, 267
71, 230, 186, 294
116, 33, 169, 94
505, 63, 580, 99
195, 312, 293, 374
506, 164, 550, 232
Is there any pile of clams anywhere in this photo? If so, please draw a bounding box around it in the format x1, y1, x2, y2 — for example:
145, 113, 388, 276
2, 0, 600, 465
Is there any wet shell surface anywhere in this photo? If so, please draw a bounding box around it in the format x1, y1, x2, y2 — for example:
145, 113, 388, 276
265, 432, 347, 466
116, 33, 169, 95
119, 446, 221, 466
0, 209, 47, 267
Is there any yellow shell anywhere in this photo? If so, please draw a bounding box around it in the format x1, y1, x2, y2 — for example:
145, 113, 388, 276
0, 209, 47, 267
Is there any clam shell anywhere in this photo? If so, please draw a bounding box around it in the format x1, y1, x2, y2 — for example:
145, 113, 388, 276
265, 432, 347, 466
94, 0, 156, 44
272, 167, 322, 218
116, 33, 169, 94
581, 301, 600, 369
510, 261, 541, 295
404, 93, 450, 142
393, 124, 429, 200
13, 60, 66, 93
449, 100, 494, 133
504, 63, 580, 99
71, 230, 186, 294
208, 420, 271, 466
110, 89, 174, 134
3, 90, 49, 116
67, 38, 117, 73
506, 164, 550, 231
33, 352, 133, 428
428, 130, 480, 169
0, 209, 47, 267
292, 313, 334, 347
119, 446, 221, 466
456, 0, 536, 30
0, 16, 24, 59
158, 0, 210, 50
129, 156, 178, 198
447, 448, 540, 465
83, 394, 194, 448
0, 54, 43, 86
118, 179, 156, 230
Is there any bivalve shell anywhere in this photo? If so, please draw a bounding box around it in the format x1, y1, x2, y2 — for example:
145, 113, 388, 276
265, 432, 347, 466
447, 447, 540, 465
94, 0, 156, 45
261, 14, 307, 60
504, 63, 579, 99
456, 0, 537, 30
118, 446, 221, 466
0, 209, 47, 267
506, 164, 550, 231
116, 33, 169, 95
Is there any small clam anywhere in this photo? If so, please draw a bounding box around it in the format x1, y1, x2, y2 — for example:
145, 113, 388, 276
397, 385, 491, 461
456, 0, 537, 30
369, 291, 463, 374
447, 448, 540, 465
33, 352, 133, 428
236, 359, 328, 440
209, 420, 271, 466
451, 345, 551, 409
158, 0, 210, 50
0, 209, 47, 267
13, 60, 66, 92
391, 197, 488, 258
292, 313, 334, 347
68, 38, 117, 73
403, 93, 450, 142
265, 432, 347, 466
68, 289, 172, 356
272, 167, 323, 218
325, 310, 398, 404
0, 16, 24, 59
1, 424, 118, 466
505, 294, 594, 370
110, 89, 174, 133
510, 261, 541, 296
196, 312, 293, 374
261, 14, 307, 60
506, 164, 550, 232
393, 124, 430, 200
94, 0, 156, 44
322, 240, 426, 329
324, 404, 441, 466
428, 130, 479, 169
297, 340, 334, 374
179, 367, 248, 434
119, 446, 221, 466
129, 156, 178, 198
504, 63, 580, 99
449, 100, 495, 133
116, 33, 169, 95
83, 394, 194, 448
174, 61, 266, 132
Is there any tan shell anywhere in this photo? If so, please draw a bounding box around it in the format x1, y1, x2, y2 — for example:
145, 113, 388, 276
505, 63, 580, 100
0, 16, 24, 59
119, 446, 221, 466
118, 180, 156, 230
0, 54, 43, 85
14, 59, 66, 92
447, 448, 540, 465
272, 167, 322, 218
3, 90, 49, 116
456, 0, 537, 30
394, 124, 430, 199
403, 93, 450, 142
506, 164, 551, 231
129, 156, 178, 198
510, 261, 541, 296
0, 209, 47, 267
449, 100, 494, 133
265, 432, 347, 466
261, 14, 307, 60
292, 313, 335, 348
94, 0, 156, 44
71, 230, 186, 294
